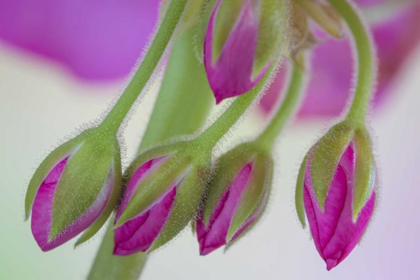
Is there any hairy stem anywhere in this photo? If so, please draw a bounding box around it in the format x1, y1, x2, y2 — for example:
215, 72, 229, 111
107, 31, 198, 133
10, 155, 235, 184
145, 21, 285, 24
326, 0, 375, 125
256, 60, 307, 150
87, 27, 214, 280
195, 66, 275, 151
100, 0, 189, 134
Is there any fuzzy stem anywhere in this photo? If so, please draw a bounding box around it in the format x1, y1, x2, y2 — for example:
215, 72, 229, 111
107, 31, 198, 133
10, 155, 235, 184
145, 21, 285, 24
100, 0, 189, 134
195, 67, 274, 151
255, 61, 306, 150
326, 0, 375, 126
87, 28, 214, 280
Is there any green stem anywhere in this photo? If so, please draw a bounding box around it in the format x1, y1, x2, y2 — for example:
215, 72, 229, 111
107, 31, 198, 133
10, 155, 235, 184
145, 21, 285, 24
255, 61, 306, 150
140, 31, 213, 150
195, 66, 275, 151
100, 0, 189, 134
326, 0, 375, 125
87, 223, 147, 280
87, 28, 214, 280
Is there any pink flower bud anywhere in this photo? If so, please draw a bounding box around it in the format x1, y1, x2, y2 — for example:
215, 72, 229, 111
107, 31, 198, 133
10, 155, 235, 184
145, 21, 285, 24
197, 144, 272, 255
303, 143, 376, 270
26, 128, 123, 251
203, 0, 288, 103
113, 156, 177, 255
31, 156, 114, 251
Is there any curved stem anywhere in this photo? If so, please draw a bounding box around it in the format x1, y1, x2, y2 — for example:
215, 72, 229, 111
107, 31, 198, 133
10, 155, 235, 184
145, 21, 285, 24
255, 60, 307, 150
194, 66, 275, 151
100, 0, 189, 134
87, 28, 214, 280
326, 0, 375, 126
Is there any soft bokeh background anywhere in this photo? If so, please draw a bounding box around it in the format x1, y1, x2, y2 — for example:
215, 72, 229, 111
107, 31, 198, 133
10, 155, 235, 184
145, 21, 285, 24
1, 3, 420, 280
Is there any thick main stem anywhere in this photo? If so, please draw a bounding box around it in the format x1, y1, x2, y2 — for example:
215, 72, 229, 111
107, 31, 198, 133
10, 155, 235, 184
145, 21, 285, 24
256, 61, 306, 150
100, 0, 189, 134
326, 0, 375, 125
195, 66, 275, 151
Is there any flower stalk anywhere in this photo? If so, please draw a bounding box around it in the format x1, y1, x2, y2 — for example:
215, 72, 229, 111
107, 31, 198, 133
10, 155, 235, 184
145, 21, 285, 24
325, 0, 375, 126
88, 27, 214, 280
194, 65, 275, 151
101, 0, 189, 134
294, 0, 378, 270
256, 63, 307, 150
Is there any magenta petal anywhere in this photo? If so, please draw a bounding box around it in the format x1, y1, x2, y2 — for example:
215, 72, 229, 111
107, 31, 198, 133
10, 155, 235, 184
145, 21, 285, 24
31, 158, 68, 251
31, 157, 113, 251
304, 145, 376, 270
116, 156, 168, 221
230, 188, 268, 242
113, 187, 176, 255
197, 164, 252, 255
204, 0, 262, 103
115, 160, 152, 222
113, 155, 173, 255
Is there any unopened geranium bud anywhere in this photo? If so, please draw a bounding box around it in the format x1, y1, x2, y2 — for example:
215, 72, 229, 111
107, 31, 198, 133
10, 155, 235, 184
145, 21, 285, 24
25, 127, 122, 251
295, 122, 376, 270
113, 141, 211, 255
203, 0, 289, 103
197, 142, 272, 255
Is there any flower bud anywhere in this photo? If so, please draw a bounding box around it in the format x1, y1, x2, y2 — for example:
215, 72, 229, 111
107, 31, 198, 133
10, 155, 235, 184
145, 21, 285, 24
197, 143, 272, 255
25, 127, 122, 251
113, 141, 211, 255
295, 122, 376, 270
203, 0, 289, 103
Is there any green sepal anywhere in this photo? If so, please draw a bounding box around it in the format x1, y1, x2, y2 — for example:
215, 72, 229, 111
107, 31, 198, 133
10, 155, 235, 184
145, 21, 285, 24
75, 153, 123, 248
148, 161, 212, 252
253, 0, 289, 78
114, 142, 191, 228
226, 152, 273, 242
194, 0, 218, 62
24, 130, 90, 220
311, 121, 354, 210
211, 0, 248, 65
50, 128, 120, 240
352, 128, 375, 221
224, 178, 271, 252
295, 153, 309, 228
202, 142, 256, 225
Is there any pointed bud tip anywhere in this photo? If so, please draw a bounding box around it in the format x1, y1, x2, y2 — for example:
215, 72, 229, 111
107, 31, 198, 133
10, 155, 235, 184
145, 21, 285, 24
326, 258, 338, 271
215, 96, 223, 105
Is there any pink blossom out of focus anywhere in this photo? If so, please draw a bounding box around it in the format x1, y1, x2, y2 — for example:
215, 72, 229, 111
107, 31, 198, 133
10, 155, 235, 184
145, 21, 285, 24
303, 145, 376, 270
0, 0, 161, 81
260, 2, 420, 117
113, 156, 176, 255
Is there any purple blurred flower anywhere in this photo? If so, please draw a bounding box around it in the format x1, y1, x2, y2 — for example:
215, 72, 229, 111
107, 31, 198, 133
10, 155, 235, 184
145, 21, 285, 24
2, 0, 418, 116
0, 0, 160, 81
260, 1, 420, 117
